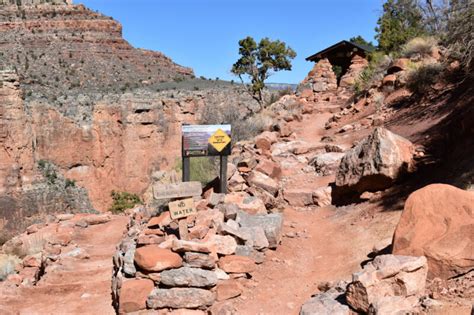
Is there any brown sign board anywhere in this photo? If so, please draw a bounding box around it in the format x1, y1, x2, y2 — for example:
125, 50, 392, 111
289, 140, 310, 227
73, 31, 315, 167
153, 181, 202, 200
182, 124, 231, 157
168, 198, 197, 220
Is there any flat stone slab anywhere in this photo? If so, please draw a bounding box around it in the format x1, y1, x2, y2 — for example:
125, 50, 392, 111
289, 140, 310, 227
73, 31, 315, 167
153, 182, 202, 200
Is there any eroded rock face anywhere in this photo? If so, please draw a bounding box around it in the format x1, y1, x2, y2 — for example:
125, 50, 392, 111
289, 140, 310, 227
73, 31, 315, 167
392, 184, 474, 279
0, 71, 93, 240
335, 127, 414, 193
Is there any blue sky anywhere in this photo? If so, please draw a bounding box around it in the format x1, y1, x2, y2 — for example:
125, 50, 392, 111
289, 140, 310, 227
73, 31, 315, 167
78, 0, 382, 84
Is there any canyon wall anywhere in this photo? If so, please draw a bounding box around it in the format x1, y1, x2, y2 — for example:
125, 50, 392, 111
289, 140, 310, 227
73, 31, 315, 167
0, 1, 261, 240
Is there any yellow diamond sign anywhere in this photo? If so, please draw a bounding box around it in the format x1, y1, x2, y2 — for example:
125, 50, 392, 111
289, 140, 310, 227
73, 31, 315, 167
209, 128, 231, 152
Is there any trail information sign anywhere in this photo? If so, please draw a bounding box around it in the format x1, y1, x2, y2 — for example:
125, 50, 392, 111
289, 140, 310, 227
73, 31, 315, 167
168, 198, 197, 220
182, 124, 231, 156
181, 124, 231, 194
209, 129, 231, 152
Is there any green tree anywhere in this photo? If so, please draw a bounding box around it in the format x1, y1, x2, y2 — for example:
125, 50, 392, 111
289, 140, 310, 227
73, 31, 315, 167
231, 36, 296, 108
375, 0, 426, 53
349, 35, 376, 50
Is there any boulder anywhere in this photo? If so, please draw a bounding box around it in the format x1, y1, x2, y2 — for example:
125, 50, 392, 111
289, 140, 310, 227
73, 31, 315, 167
195, 209, 224, 228
237, 211, 283, 249
184, 252, 216, 269
172, 239, 212, 254
208, 192, 225, 208
335, 128, 414, 193
218, 255, 256, 273
368, 296, 420, 315
311, 153, 344, 176
160, 267, 218, 288
224, 192, 267, 215
283, 188, 314, 207
387, 58, 410, 74
216, 280, 243, 301
83, 214, 110, 225
312, 186, 332, 207
147, 288, 215, 309
119, 279, 154, 314
246, 171, 279, 196
255, 131, 278, 152
346, 255, 427, 313
383, 74, 397, 86
208, 234, 237, 256
134, 246, 183, 272
255, 159, 282, 179
392, 184, 474, 279
239, 226, 269, 250
147, 212, 172, 228
300, 292, 350, 315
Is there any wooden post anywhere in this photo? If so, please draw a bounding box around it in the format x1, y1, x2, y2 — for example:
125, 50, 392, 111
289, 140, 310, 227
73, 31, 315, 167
182, 156, 190, 182
219, 155, 228, 194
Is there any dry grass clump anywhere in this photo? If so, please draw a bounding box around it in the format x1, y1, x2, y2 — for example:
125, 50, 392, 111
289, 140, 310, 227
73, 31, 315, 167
199, 103, 270, 143
402, 37, 438, 58
406, 63, 444, 94
0, 254, 21, 281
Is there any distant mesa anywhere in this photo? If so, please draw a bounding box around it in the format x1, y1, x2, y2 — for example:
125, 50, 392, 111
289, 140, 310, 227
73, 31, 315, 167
0, 0, 72, 5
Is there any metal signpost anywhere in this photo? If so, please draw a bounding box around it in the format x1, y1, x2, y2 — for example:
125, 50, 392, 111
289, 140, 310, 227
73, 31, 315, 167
181, 124, 232, 194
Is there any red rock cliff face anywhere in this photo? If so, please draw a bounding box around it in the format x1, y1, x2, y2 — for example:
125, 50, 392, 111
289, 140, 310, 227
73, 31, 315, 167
0, 70, 35, 196
0, 1, 260, 237
30, 92, 190, 211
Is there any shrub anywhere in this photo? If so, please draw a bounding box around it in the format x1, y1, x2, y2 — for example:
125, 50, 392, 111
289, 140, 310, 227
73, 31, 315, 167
354, 51, 391, 94
278, 87, 294, 98
65, 179, 76, 188
199, 103, 268, 143
175, 157, 219, 186
0, 254, 21, 281
37, 160, 58, 184
109, 191, 142, 214
402, 36, 438, 58
406, 63, 444, 94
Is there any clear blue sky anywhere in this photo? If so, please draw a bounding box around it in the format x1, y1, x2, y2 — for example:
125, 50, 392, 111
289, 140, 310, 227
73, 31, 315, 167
78, 0, 382, 84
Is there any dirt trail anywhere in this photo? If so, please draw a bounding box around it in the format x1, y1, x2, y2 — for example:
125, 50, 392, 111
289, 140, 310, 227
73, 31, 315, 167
232, 104, 402, 314
0, 216, 128, 315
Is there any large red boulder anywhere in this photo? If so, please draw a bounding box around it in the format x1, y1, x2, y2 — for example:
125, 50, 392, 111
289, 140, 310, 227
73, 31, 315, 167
392, 184, 474, 279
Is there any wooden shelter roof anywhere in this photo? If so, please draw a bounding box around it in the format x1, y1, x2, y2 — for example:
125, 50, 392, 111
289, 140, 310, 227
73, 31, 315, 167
305, 40, 374, 62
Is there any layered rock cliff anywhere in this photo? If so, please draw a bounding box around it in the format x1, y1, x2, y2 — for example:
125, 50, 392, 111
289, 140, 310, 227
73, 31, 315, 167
0, 1, 261, 240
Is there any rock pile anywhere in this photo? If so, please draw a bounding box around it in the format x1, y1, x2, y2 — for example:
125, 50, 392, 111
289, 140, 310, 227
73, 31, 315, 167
112, 197, 283, 313
300, 255, 429, 315
339, 55, 369, 89
300, 58, 338, 94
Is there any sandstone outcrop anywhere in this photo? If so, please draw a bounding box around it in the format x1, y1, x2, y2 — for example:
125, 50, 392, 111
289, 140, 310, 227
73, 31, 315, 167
392, 184, 474, 279
335, 127, 415, 193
